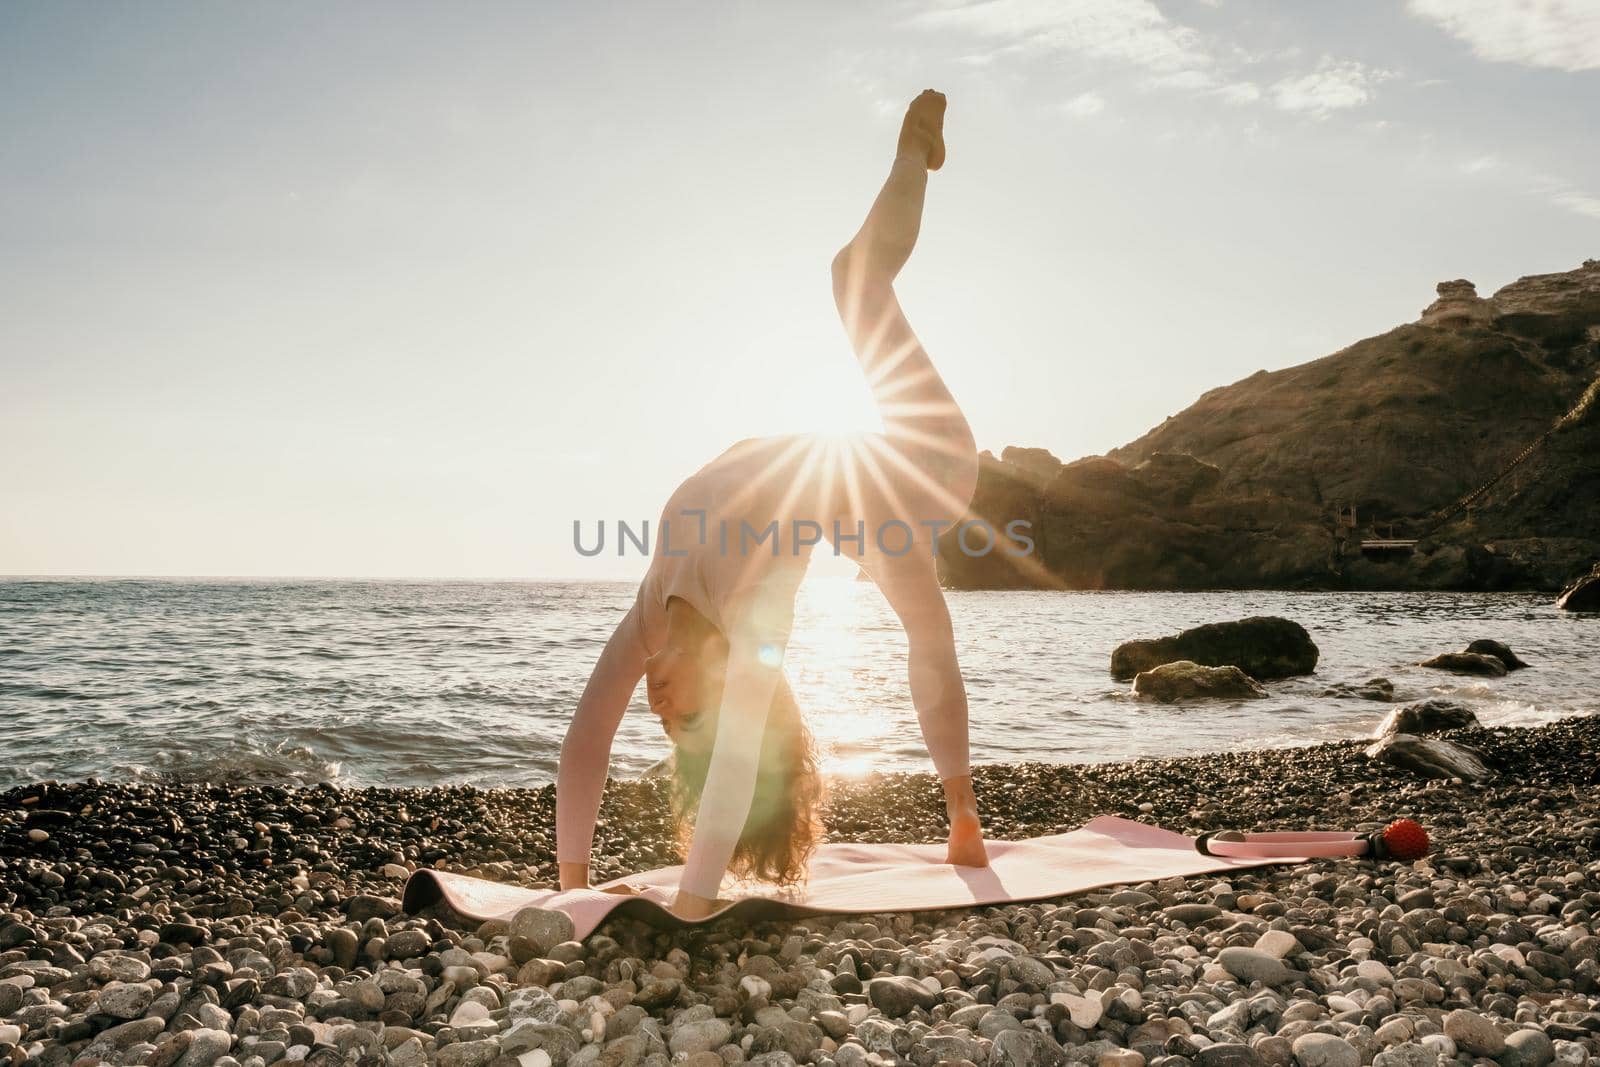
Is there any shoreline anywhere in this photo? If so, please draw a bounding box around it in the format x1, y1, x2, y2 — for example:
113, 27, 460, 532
7, 580, 1594, 792
4, 716, 1598, 1066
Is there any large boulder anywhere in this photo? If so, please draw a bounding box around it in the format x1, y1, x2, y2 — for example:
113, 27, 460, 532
1132, 661, 1268, 703
1111, 616, 1318, 681
1374, 699, 1480, 739
1365, 733, 1492, 782
1463, 639, 1529, 670
1418, 652, 1507, 677
1557, 564, 1600, 611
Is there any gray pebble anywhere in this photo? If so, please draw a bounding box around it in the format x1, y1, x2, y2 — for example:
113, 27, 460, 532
1290, 1033, 1357, 1067
509, 908, 576, 957
1217, 948, 1292, 987
990, 1028, 1069, 1067
668, 1019, 732, 1057
1500, 1029, 1555, 1067
95, 981, 155, 1020
1443, 1009, 1504, 1057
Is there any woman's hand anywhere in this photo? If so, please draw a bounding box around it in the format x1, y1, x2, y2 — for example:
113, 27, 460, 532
601, 882, 649, 896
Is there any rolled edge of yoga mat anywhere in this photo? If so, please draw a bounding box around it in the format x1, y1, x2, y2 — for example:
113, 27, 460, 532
1194, 819, 1428, 862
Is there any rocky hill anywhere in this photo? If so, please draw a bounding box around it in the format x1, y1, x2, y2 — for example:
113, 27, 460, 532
943, 260, 1600, 591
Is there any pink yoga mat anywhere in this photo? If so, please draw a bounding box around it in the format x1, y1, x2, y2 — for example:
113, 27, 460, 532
402, 816, 1306, 940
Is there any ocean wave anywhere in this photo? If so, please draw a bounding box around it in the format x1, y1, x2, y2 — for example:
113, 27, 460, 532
127, 740, 343, 788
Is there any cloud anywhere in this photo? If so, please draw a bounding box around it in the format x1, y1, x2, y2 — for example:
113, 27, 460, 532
1062, 91, 1108, 117
830, 50, 918, 117
910, 0, 1208, 72
1142, 69, 1217, 91
907, 1, 1387, 120
1216, 81, 1261, 104
1408, 0, 1600, 72
1271, 60, 1391, 116
1460, 159, 1600, 225
1144, 70, 1264, 106
1549, 189, 1600, 222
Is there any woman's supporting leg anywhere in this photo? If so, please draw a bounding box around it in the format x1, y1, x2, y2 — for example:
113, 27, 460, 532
867, 548, 986, 866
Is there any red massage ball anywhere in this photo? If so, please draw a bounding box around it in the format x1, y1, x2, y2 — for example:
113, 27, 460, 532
1381, 818, 1429, 861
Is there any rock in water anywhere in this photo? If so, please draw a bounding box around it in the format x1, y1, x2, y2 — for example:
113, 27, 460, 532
1374, 699, 1480, 739
1555, 559, 1593, 607
1132, 661, 1268, 703
1322, 677, 1394, 701
1556, 563, 1600, 611
1365, 733, 1492, 782
1418, 651, 1507, 676
1464, 638, 1529, 670
1110, 616, 1318, 681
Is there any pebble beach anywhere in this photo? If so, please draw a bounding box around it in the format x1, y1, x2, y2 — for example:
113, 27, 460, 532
4, 716, 1599, 1067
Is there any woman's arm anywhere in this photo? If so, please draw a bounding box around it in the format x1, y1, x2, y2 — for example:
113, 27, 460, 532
671, 588, 794, 917
555, 603, 648, 890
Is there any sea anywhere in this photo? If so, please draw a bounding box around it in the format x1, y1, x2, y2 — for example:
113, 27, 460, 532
1, 578, 1593, 792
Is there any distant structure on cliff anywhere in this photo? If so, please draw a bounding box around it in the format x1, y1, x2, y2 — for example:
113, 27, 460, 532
1418, 280, 1494, 329
1420, 258, 1600, 332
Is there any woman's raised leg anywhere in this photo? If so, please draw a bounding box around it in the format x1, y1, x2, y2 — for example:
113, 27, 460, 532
831, 91, 978, 525
829, 91, 987, 867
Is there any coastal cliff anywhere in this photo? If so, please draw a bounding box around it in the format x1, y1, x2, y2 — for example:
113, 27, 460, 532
944, 260, 1600, 591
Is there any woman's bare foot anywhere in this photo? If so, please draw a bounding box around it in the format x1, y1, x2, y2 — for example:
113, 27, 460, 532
942, 775, 989, 866
897, 89, 947, 171
946, 813, 990, 867
670, 889, 730, 920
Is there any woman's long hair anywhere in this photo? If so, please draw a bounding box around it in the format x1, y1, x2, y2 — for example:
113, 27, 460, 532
667, 670, 825, 887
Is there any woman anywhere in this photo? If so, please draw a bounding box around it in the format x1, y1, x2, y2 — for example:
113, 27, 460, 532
556, 90, 988, 919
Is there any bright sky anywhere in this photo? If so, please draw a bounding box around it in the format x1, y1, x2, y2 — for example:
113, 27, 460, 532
4, 1, 1598, 579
